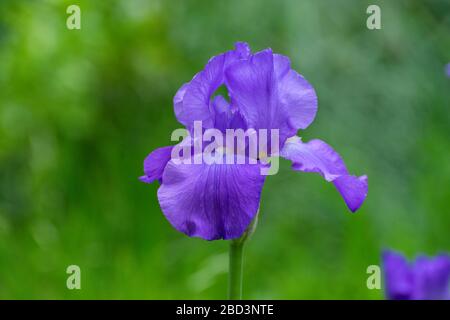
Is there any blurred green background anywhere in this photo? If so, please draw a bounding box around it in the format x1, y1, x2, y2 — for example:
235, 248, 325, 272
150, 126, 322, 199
0, 0, 449, 299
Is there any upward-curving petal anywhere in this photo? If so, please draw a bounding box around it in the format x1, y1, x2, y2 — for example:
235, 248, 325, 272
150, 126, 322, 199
225, 50, 289, 145
273, 54, 318, 130
174, 42, 250, 130
157, 154, 266, 240
225, 50, 317, 148
280, 136, 368, 212
140, 146, 174, 184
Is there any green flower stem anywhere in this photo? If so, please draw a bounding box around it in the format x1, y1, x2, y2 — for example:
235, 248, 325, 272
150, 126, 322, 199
228, 240, 244, 300
228, 210, 259, 300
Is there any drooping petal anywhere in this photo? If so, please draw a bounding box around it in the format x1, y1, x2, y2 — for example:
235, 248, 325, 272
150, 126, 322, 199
383, 250, 414, 300
333, 175, 368, 213
412, 254, 450, 300
157, 154, 266, 240
139, 146, 174, 184
174, 42, 250, 129
280, 136, 368, 212
225, 50, 317, 147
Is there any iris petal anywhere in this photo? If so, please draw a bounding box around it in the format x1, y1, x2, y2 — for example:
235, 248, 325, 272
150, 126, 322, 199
383, 250, 414, 300
278, 68, 317, 131
157, 155, 266, 240
273, 54, 291, 79
225, 50, 287, 141
280, 136, 368, 212
412, 254, 450, 300
273, 53, 317, 130
225, 50, 317, 147
174, 42, 250, 130
139, 146, 174, 184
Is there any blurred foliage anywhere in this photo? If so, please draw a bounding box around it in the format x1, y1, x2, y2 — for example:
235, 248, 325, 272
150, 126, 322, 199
0, 0, 449, 299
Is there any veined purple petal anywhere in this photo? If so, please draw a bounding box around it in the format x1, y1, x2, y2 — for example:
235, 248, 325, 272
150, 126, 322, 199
273, 53, 317, 130
174, 83, 189, 121
333, 175, 368, 213
383, 250, 414, 300
225, 50, 290, 145
139, 146, 174, 184
174, 42, 250, 130
157, 154, 266, 240
278, 67, 318, 131
280, 136, 368, 212
225, 50, 317, 147
211, 95, 246, 132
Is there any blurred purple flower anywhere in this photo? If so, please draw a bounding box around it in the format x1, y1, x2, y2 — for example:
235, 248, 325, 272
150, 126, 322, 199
383, 250, 450, 300
446, 63, 450, 78
140, 42, 368, 240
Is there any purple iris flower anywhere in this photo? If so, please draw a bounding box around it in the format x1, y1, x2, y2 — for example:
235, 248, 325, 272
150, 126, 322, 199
140, 42, 368, 240
383, 250, 450, 300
